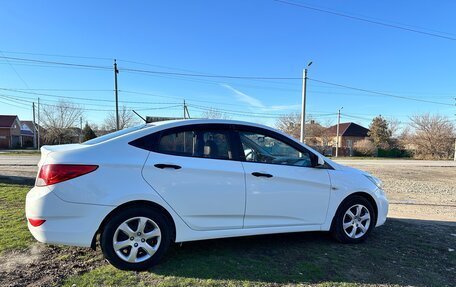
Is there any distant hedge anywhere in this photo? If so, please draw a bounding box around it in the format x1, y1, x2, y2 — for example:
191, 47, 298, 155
377, 148, 411, 158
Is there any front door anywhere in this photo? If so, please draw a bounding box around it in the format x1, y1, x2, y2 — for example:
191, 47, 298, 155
237, 130, 331, 228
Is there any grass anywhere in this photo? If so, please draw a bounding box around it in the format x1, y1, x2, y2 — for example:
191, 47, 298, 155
0, 150, 41, 156
1, 182, 455, 286
63, 219, 456, 287
0, 183, 33, 252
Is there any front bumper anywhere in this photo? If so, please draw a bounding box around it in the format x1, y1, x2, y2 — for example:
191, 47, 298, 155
25, 186, 113, 247
375, 191, 389, 227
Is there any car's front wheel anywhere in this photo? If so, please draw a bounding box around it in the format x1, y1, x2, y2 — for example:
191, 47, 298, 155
100, 206, 172, 270
332, 196, 376, 243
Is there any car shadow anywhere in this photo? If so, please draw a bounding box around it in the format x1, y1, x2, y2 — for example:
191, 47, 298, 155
150, 218, 456, 287
0, 175, 35, 185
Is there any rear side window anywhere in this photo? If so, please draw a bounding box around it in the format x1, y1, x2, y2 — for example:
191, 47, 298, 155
84, 124, 148, 145
158, 129, 232, 160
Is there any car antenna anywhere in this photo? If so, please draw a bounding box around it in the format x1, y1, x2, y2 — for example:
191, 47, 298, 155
132, 110, 147, 123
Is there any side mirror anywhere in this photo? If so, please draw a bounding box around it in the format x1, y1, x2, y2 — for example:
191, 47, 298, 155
317, 156, 325, 167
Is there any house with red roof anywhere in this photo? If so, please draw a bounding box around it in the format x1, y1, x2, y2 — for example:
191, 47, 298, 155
0, 115, 22, 149
322, 122, 370, 156
0, 115, 36, 149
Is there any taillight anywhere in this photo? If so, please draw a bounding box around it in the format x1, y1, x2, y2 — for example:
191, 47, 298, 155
28, 218, 46, 227
36, 164, 98, 186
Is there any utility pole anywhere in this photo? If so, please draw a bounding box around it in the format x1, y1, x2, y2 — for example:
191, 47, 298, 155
32, 102, 37, 149
37, 98, 40, 149
114, 59, 120, 130
335, 107, 343, 157
183, 100, 186, 119
300, 61, 312, 143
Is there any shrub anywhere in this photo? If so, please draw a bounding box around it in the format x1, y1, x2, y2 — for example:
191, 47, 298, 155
377, 148, 411, 158
354, 139, 376, 156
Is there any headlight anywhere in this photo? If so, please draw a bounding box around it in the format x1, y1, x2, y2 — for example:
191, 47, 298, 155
365, 175, 384, 189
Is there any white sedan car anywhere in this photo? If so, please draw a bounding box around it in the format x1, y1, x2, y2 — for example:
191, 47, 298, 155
26, 119, 388, 270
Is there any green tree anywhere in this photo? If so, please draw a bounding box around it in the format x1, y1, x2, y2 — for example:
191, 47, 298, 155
82, 123, 97, 142
368, 115, 392, 149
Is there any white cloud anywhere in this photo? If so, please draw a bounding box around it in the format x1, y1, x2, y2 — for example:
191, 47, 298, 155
220, 84, 265, 108
220, 84, 299, 112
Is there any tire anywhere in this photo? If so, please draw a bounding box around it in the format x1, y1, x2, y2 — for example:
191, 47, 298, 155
100, 206, 172, 271
331, 196, 376, 243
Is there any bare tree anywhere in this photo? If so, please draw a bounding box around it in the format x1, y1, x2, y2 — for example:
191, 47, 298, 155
408, 114, 455, 159
102, 106, 137, 131
386, 117, 402, 149
276, 112, 301, 139
200, 108, 231, 119
41, 100, 83, 144
275, 113, 328, 145
387, 117, 401, 138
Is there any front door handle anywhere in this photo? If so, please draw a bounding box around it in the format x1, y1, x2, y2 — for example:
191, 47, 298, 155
251, 172, 273, 178
154, 164, 182, 170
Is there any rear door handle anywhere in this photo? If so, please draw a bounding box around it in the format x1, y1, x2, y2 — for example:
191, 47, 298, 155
154, 164, 182, 170
251, 172, 273, 178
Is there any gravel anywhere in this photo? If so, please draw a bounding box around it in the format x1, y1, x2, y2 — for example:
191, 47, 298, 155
340, 162, 456, 222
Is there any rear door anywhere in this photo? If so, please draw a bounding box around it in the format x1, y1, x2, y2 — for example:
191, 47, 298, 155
142, 124, 246, 231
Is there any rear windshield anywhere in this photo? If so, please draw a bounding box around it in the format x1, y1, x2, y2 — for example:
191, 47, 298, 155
83, 124, 149, 145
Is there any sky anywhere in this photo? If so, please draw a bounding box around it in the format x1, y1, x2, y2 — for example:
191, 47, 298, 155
0, 0, 455, 129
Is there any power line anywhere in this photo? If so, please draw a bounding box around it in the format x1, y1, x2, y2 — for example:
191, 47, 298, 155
0, 55, 301, 80
0, 88, 181, 106
0, 51, 31, 89
188, 103, 339, 117
0, 56, 111, 70
1, 55, 454, 108
309, 78, 454, 107
0, 50, 113, 61
0, 94, 182, 112
121, 67, 301, 80
0, 98, 30, 110
273, 0, 456, 41
0, 88, 112, 92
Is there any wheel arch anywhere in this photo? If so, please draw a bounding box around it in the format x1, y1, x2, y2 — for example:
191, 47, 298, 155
91, 200, 176, 249
330, 191, 378, 231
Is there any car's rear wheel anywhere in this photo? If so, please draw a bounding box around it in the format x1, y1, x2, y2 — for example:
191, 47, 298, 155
100, 206, 172, 270
331, 196, 376, 243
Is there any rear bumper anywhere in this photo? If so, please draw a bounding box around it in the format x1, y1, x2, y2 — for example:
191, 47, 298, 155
25, 186, 113, 247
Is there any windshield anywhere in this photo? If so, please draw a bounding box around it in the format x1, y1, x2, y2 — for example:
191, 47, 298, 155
83, 124, 149, 145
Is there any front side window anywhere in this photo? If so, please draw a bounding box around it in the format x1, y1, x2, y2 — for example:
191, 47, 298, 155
239, 131, 313, 167
158, 128, 232, 160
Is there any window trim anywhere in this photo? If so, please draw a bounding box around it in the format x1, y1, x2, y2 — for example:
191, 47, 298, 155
129, 123, 332, 168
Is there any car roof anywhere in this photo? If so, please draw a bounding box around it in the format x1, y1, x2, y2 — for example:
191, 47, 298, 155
89, 119, 280, 146
146, 119, 274, 130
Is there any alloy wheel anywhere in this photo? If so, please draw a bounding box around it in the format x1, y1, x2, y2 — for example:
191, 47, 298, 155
112, 216, 161, 263
342, 204, 371, 239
